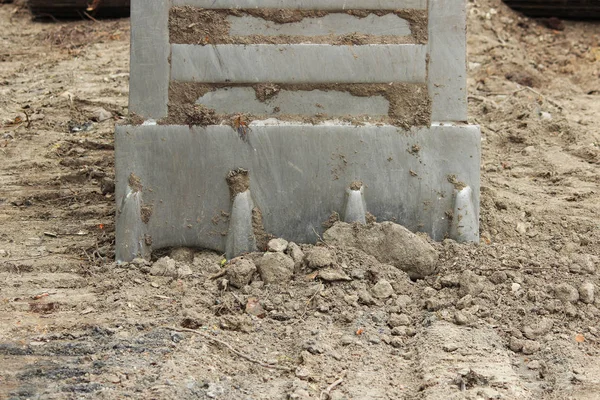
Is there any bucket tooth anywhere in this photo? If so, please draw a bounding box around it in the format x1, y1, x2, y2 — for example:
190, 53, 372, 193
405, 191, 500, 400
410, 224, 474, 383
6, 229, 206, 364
115, 188, 151, 262
450, 186, 479, 243
226, 190, 258, 259
344, 185, 367, 224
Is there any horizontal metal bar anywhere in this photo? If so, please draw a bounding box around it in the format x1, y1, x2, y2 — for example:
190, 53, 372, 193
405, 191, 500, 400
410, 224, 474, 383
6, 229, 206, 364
171, 44, 427, 84
171, 0, 427, 10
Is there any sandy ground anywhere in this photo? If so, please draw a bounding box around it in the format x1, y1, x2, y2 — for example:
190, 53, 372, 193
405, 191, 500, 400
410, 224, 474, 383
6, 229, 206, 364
0, 1, 600, 399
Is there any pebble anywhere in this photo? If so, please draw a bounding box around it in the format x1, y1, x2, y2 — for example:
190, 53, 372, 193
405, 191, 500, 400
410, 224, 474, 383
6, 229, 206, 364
527, 360, 541, 370
555, 283, 579, 303
489, 271, 508, 285
256, 252, 294, 284
456, 295, 473, 310
93, 107, 112, 122
425, 298, 445, 311
509, 337, 525, 352
511, 283, 522, 293
564, 302, 578, 317
226, 257, 257, 288
454, 311, 470, 326
523, 318, 553, 340
459, 270, 485, 297
388, 313, 410, 328
440, 274, 461, 288
422, 287, 437, 299
267, 238, 288, 252
390, 338, 403, 348
579, 281, 595, 304
286, 242, 305, 265
372, 279, 394, 299
443, 343, 458, 352
368, 336, 381, 344
306, 247, 335, 269
522, 340, 541, 355
295, 367, 311, 380
341, 335, 355, 346
391, 327, 407, 336
395, 295, 413, 308
318, 268, 352, 282
358, 290, 376, 305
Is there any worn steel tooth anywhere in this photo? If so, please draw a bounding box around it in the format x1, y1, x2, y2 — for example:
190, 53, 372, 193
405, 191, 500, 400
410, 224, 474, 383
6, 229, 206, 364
450, 186, 479, 244
344, 185, 367, 225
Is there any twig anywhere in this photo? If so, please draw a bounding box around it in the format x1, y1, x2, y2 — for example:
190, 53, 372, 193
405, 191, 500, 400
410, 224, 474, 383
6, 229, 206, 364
166, 327, 293, 372
293, 282, 324, 323
208, 269, 227, 280
522, 86, 562, 109
311, 228, 332, 249
83, 11, 99, 23
320, 373, 346, 400
1, 254, 81, 263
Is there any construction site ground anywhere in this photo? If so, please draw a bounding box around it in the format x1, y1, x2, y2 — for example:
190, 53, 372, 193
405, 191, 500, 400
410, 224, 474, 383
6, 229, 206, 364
1, 1, 600, 399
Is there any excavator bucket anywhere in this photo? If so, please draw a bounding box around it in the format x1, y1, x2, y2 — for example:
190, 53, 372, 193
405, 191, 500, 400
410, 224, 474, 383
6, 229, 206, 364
115, 0, 481, 261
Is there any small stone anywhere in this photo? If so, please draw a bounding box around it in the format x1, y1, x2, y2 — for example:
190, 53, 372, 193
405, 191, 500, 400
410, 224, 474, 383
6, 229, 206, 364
579, 281, 595, 304
440, 274, 460, 288
555, 283, 579, 303
295, 367, 311, 380
318, 268, 351, 282
256, 252, 294, 284
459, 270, 485, 297
422, 287, 437, 299
105, 374, 121, 384
306, 247, 335, 269
391, 327, 407, 336
454, 311, 470, 326
521, 146, 536, 156
390, 338, 403, 348
267, 238, 288, 252
443, 343, 458, 352
350, 268, 365, 280
177, 264, 193, 277
367, 335, 381, 344
395, 295, 412, 308
527, 360, 541, 370
509, 337, 524, 353
522, 340, 541, 355
131, 257, 148, 267
93, 107, 112, 122
388, 314, 410, 328
456, 295, 473, 310
226, 257, 257, 288
341, 335, 355, 346
245, 298, 266, 318
511, 283, 522, 293
565, 302, 578, 317
358, 289, 376, 305
516, 222, 527, 234
372, 279, 394, 299
523, 318, 553, 340
425, 298, 444, 311
286, 242, 305, 264
489, 271, 508, 285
